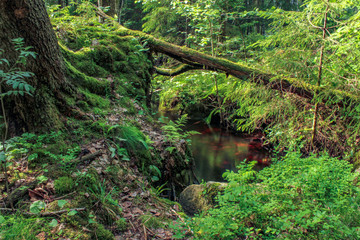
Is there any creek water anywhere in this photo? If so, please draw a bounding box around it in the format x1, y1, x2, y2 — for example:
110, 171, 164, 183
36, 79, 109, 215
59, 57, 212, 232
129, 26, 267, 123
185, 120, 270, 182
158, 111, 270, 182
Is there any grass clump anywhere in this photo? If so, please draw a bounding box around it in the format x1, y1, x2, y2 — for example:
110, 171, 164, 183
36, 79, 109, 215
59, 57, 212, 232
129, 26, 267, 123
0, 215, 47, 240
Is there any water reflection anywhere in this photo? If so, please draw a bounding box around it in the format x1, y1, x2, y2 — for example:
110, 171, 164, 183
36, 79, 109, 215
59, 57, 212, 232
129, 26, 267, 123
187, 121, 269, 182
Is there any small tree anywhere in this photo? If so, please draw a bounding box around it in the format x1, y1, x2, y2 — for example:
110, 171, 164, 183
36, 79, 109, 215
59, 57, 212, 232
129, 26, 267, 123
255, 0, 359, 151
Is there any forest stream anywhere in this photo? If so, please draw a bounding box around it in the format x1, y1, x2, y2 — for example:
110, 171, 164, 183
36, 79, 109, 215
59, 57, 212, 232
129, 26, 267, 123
159, 112, 270, 182
186, 120, 270, 182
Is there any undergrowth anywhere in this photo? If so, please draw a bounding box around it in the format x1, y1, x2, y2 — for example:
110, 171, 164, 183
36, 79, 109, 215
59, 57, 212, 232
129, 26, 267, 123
172, 152, 360, 239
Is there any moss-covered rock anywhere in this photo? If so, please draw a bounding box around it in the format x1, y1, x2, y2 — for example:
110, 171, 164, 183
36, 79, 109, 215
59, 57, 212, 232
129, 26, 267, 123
179, 182, 227, 216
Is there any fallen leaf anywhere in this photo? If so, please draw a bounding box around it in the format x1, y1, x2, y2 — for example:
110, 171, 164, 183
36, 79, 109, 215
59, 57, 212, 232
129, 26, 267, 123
36, 232, 46, 240
122, 201, 132, 208
132, 207, 144, 215
123, 213, 133, 218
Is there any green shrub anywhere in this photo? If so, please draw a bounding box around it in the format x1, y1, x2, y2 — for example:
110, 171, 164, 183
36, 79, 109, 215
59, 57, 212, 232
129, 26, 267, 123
54, 176, 74, 194
176, 152, 360, 239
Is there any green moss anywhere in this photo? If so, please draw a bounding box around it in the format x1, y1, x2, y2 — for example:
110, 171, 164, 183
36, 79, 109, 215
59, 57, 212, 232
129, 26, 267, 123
54, 176, 74, 194
90, 45, 115, 71
80, 90, 110, 108
115, 218, 128, 232
76, 60, 109, 77
77, 100, 89, 111
91, 224, 114, 240
77, 167, 101, 190
92, 107, 108, 116
62, 228, 91, 240
65, 60, 110, 96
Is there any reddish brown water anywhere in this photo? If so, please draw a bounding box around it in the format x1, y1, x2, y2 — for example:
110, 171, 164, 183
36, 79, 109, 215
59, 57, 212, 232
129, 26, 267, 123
157, 112, 270, 182
187, 121, 270, 182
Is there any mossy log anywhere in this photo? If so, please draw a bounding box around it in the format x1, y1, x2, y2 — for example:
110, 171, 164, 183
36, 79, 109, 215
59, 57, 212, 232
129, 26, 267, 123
95, 6, 359, 103
4, 180, 40, 208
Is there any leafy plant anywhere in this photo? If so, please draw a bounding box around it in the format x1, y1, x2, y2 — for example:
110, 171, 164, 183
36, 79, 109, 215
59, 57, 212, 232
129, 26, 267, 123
29, 201, 46, 214
160, 114, 199, 145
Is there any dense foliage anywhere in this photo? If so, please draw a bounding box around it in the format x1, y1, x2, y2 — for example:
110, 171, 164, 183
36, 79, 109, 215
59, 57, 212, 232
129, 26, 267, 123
148, 0, 360, 157
174, 153, 360, 239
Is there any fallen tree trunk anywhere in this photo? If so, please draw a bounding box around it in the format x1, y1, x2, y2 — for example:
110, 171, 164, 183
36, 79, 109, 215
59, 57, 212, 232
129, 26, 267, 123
4, 180, 40, 208
96, 7, 358, 103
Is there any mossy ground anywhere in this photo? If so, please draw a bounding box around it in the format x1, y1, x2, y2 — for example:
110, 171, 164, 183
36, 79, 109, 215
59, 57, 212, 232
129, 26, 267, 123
0, 5, 190, 239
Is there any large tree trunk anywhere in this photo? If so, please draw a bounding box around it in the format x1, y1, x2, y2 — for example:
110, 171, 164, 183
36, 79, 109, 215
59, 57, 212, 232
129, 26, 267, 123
0, 0, 69, 134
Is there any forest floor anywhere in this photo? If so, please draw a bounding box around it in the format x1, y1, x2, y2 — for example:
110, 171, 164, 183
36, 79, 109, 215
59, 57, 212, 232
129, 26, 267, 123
0, 95, 190, 239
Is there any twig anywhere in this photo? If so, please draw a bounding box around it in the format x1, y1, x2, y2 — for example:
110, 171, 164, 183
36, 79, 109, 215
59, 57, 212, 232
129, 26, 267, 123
53, 191, 76, 200
0, 208, 15, 212
143, 224, 147, 240
145, 226, 166, 240
73, 151, 102, 163
129, 220, 136, 231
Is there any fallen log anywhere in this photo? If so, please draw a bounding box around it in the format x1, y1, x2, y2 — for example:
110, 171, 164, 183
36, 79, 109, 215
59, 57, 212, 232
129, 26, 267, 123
3, 180, 40, 208
95, 6, 359, 104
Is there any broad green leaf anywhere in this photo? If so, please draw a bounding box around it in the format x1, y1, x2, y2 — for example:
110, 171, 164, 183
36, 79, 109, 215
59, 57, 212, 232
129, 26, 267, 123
49, 219, 58, 227
29, 201, 46, 214
37, 175, 48, 183
57, 200, 68, 209
68, 210, 78, 216
88, 219, 97, 224
0, 151, 5, 163
28, 153, 38, 161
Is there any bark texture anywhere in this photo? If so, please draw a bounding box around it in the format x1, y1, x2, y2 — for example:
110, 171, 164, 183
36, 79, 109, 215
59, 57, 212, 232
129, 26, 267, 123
0, 0, 69, 133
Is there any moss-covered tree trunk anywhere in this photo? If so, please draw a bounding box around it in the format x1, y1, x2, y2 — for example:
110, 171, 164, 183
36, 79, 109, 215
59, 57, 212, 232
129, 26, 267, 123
0, 0, 70, 134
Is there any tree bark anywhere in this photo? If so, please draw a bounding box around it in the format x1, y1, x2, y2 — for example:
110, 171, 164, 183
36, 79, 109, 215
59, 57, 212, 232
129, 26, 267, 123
0, 0, 70, 134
